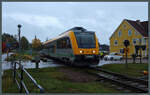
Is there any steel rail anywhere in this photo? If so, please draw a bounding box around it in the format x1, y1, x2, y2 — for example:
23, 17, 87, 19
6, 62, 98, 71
90, 67, 148, 85
96, 72, 148, 93
87, 69, 148, 93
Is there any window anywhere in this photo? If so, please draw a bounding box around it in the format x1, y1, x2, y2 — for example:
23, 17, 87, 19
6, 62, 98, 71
74, 32, 96, 48
120, 49, 124, 53
132, 38, 137, 45
114, 40, 118, 46
128, 29, 132, 36
57, 37, 71, 49
57, 39, 61, 48
66, 37, 71, 48
118, 30, 121, 37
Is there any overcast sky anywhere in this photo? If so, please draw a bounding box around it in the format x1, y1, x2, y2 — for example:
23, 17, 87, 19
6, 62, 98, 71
2, 2, 148, 45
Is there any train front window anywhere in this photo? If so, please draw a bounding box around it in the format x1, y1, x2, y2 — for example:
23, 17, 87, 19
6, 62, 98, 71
74, 32, 96, 48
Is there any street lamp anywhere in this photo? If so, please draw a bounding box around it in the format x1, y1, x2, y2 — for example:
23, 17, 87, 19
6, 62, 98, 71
18, 24, 22, 63
18, 24, 22, 52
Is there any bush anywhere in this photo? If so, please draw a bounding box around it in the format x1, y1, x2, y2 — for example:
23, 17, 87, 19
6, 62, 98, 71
5, 53, 19, 61
5, 53, 33, 62
22, 55, 32, 60
11, 53, 19, 58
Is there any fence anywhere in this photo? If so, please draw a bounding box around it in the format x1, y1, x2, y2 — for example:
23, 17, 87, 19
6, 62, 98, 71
12, 61, 44, 94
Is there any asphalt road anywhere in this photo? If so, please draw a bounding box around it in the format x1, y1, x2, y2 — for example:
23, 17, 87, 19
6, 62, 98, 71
2, 53, 148, 71
98, 58, 148, 66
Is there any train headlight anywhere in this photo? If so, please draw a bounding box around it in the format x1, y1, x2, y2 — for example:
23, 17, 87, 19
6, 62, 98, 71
80, 50, 83, 53
93, 50, 96, 53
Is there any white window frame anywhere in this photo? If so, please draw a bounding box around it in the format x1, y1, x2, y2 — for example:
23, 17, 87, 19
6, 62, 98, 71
114, 40, 118, 46
118, 30, 121, 37
128, 29, 132, 36
132, 38, 137, 45
120, 48, 124, 53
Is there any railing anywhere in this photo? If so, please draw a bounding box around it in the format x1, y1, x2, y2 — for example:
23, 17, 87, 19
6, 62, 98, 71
12, 61, 44, 94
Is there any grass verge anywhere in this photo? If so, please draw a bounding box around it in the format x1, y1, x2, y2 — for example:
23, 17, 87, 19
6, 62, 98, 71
99, 63, 148, 77
2, 70, 18, 93
3, 67, 123, 93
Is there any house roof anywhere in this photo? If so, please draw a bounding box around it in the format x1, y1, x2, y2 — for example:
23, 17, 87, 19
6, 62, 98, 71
99, 44, 109, 51
126, 19, 148, 37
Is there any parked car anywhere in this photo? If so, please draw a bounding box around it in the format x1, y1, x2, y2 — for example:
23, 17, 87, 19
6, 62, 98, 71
104, 52, 123, 61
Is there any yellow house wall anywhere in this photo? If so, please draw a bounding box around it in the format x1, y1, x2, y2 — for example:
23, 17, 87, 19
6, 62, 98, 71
110, 20, 148, 58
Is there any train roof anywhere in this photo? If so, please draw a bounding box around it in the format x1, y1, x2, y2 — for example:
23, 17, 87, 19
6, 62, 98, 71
59, 27, 87, 36
43, 27, 95, 45
43, 31, 70, 45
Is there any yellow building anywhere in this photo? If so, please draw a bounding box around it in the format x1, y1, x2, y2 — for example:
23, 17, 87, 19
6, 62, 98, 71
110, 19, 148, 58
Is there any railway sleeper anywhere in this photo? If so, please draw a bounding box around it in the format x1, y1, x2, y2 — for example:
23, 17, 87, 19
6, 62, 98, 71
92, 67, 148, 86
97, 73, 148, 93
87, 71, 148, 93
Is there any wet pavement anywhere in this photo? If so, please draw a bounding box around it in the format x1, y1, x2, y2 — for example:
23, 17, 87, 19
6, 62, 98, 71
98, 58, 148, 66
2, 53, 63, 71
98, 60, 123, 66
2, 53, 148, 71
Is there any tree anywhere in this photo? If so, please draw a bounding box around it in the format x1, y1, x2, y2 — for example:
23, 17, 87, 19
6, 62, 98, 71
20, 36, 29, 50
2, 33, 18, 44
2, 33, 18, 50
32, 36, 42, 51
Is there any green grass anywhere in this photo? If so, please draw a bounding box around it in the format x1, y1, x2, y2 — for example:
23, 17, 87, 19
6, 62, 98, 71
100, 63, 148, 77
3, 67, 123, 93
2, 70, 18, 93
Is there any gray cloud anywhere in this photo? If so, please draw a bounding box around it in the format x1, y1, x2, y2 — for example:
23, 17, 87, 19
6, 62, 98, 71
2, 2, 148, 44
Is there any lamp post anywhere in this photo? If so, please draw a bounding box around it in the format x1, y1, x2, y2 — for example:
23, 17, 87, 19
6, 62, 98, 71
18, 24, 22, 63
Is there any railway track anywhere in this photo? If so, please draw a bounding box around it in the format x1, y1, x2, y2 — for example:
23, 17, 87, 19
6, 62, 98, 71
88, 67, 148, 93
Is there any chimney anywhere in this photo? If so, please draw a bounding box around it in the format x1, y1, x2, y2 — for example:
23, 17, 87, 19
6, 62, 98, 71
136, 20, 141, 24
136, 20, 142, 27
